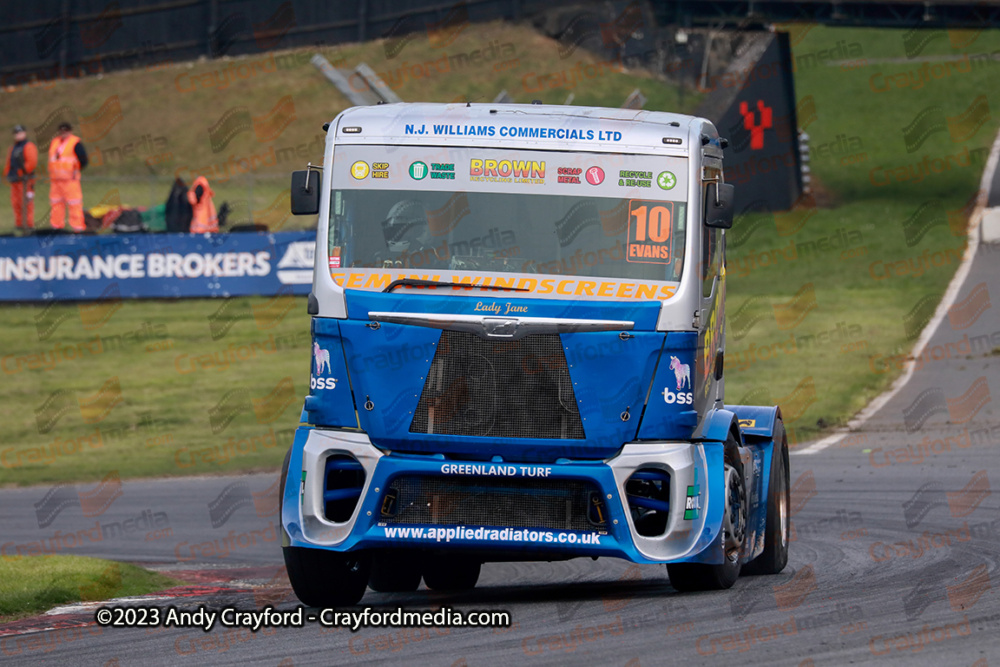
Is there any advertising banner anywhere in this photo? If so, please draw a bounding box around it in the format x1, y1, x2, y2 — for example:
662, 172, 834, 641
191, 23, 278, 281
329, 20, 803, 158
0, 231, 316, 301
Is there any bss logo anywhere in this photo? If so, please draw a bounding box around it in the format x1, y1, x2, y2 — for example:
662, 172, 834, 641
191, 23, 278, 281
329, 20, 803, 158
664, 389, 693, 405
310, 376, 337, 390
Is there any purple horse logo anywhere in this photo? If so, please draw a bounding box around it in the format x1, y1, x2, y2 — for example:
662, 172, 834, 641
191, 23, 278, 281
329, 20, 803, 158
669, 356, 690, 390
314, 342, 331, 375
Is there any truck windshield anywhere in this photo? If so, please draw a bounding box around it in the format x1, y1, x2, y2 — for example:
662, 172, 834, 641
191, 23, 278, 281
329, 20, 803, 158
328, 145, 688, 291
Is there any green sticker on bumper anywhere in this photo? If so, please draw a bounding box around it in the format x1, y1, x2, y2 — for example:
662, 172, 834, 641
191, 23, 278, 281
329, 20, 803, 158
684, 467, 700, 520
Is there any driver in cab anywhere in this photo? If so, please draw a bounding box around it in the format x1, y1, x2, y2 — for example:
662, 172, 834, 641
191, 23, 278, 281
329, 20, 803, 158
376, 199, 450, 269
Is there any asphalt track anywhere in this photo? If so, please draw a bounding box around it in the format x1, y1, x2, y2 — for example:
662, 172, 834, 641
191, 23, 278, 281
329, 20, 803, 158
2, 263, 1000, 666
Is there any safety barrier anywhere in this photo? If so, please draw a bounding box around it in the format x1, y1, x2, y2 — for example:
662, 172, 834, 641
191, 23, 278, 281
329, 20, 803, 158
0, 231, 315, 301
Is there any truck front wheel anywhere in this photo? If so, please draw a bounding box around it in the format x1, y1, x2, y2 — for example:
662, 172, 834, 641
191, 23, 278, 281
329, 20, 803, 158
368, 551, 423, 592
284, 546, 371, 607
422, 556, 481, 591
666, 440, 746, 591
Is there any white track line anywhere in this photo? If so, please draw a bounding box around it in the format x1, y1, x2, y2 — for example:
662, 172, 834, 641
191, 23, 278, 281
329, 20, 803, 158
792, 132, 999, 456
45, 595, 174, 616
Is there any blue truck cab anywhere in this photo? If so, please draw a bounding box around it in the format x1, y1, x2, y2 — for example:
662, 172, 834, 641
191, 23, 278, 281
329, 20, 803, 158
281, 103, 790, 605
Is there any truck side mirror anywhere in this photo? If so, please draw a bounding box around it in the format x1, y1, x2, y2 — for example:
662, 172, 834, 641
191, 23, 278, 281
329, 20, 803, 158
290, 169, 321, 215
704, 182, 735, 229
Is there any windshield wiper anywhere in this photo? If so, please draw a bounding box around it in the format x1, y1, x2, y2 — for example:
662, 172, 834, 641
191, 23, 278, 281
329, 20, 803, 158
383, 278, 529, 293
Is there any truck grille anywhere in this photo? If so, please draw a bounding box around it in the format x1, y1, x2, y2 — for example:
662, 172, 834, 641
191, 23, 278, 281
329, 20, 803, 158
381, 475, 606, 531
409, 331, 585, 439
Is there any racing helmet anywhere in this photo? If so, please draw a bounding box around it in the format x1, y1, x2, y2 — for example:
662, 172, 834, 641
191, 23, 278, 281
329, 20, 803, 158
381, 199, 428, 252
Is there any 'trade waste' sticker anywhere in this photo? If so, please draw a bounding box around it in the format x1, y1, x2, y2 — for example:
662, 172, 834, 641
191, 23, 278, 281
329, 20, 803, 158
409, 161, 428, 179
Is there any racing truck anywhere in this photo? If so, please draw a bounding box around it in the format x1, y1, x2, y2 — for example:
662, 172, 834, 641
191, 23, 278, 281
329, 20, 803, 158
280, 103, 789, 606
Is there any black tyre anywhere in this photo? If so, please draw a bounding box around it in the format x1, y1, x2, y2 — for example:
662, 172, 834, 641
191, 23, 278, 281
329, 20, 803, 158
368, 551, 423, 592
284, 546, 371, 607
742, 419, 790, 575
422, 556, 481, 591
280, 447, 371, 606
667, 437, 746, 591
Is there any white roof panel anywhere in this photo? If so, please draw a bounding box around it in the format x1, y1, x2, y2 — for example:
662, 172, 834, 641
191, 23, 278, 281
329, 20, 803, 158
329, 103, 711, 156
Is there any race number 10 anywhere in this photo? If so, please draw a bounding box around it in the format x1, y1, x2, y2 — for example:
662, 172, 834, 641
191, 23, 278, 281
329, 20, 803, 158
626, 200, 673, 264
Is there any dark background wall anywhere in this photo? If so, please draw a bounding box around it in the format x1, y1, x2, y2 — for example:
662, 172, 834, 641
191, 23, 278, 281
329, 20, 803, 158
0, 0, 580, 85
5, 0, 995, 86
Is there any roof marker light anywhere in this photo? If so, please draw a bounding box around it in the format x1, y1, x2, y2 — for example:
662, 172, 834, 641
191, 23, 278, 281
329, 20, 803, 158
662, 138, 682, 145
342, 126, 362, 134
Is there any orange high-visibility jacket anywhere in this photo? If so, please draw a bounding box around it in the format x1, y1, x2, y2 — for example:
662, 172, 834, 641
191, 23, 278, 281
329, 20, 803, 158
187, 175, 218, 233
48, 134, 82, 181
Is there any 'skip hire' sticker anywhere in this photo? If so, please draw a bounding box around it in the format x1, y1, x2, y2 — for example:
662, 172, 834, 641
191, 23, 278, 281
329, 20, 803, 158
626, 200, 673, 265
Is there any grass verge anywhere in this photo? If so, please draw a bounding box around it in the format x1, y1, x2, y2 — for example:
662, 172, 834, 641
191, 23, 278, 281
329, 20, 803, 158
0, 555, 180, 622
0, 296, 311, 486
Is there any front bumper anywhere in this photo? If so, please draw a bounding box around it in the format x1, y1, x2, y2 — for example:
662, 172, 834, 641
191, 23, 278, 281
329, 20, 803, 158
282, 427, 727, 564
